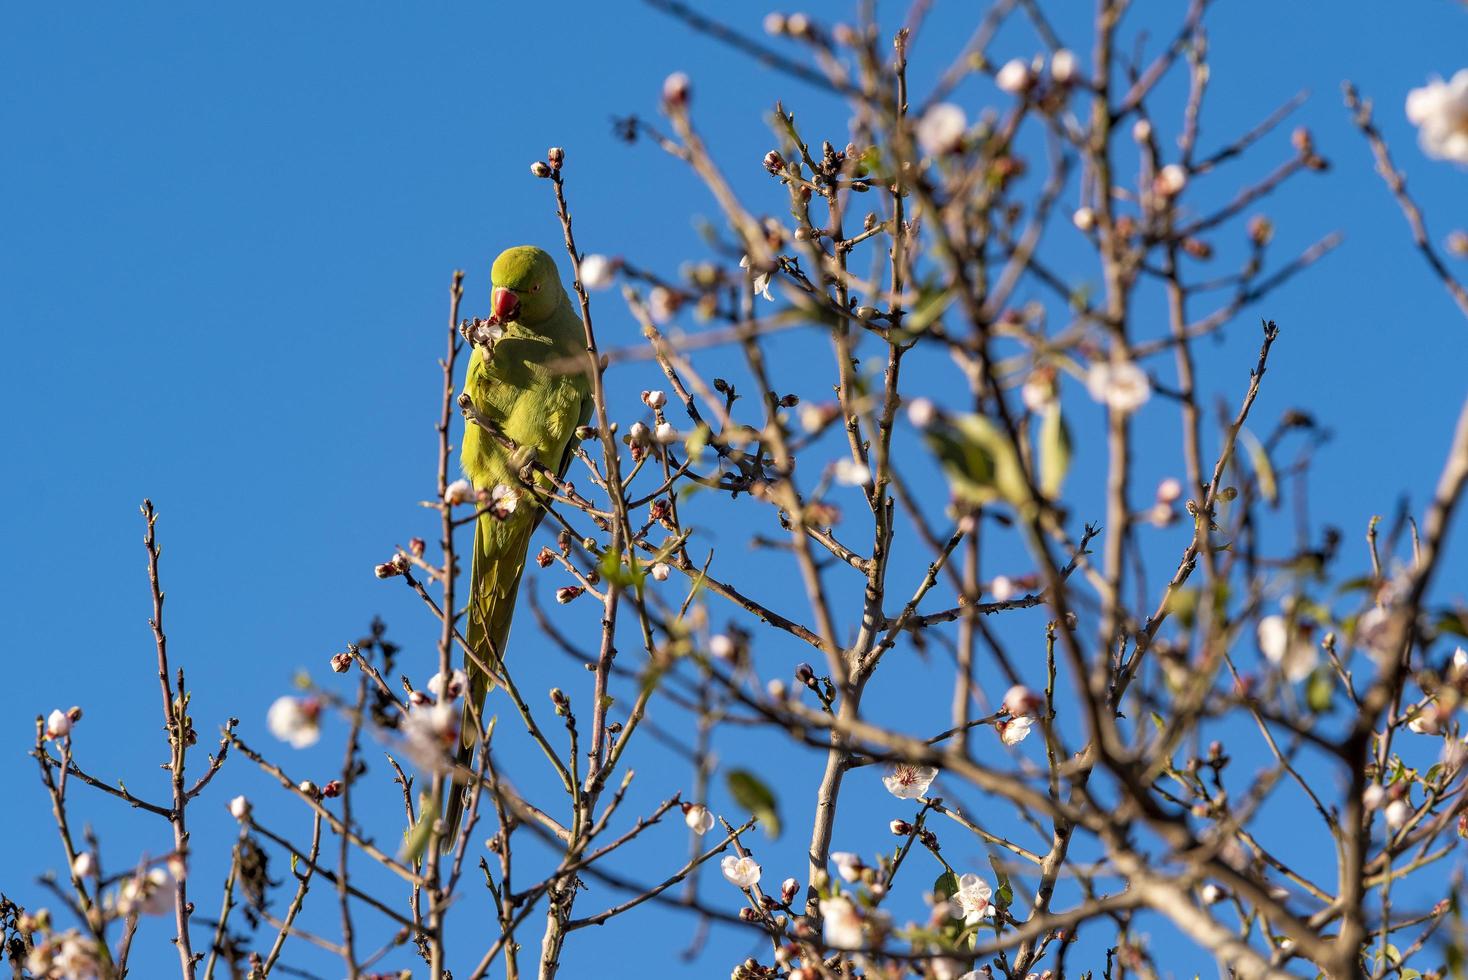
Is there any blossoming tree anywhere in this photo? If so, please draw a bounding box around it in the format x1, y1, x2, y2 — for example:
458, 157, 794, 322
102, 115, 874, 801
12, 4, 1468, 980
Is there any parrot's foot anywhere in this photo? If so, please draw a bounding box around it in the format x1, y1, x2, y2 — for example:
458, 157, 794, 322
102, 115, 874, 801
509, 444, 541, 482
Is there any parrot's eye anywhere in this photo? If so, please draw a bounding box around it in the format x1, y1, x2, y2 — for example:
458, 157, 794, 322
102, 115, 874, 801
532, 283, 542, 293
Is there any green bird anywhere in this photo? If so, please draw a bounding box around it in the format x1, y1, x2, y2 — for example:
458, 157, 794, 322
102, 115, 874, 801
444, 245, 593, 845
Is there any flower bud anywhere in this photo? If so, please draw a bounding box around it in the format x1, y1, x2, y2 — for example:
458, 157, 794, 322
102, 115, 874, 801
890, 819, 911, 835
1154, 163, 1188, 197
530, 161, 552, 179
331, 652, 353, 673
1248, 215, 1274, 246
547, 146, 564, 170
662, 71, 691, 108
45, 709, 72, 739
780, 877, 800, 904
763, 150, 785, 175
1072, 206, 1096, 231
1050, 48, 1077, 85
995, 58, 1032, 94
322, 780, 343, 798
298, 780, 320, 799
555, 586, 584, 605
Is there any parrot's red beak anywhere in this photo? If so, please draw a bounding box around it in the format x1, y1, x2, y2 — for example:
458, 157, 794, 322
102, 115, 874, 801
491, 286, 520, 323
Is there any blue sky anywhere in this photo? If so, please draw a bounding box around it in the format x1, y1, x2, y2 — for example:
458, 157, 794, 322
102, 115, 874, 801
3, 2, 1466, 977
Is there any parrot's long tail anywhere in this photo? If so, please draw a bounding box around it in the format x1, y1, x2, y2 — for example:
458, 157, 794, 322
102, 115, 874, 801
440, 524, 528, 851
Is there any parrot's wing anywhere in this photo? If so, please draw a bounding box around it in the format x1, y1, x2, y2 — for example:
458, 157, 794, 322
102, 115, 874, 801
531, 388, 595, 535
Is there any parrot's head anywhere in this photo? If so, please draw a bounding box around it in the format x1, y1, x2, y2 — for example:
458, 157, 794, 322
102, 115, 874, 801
489, 246, 563, 326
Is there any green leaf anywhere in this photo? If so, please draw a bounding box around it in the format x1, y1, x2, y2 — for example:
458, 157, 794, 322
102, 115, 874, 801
1238, 428, 1278, 507
923, 413, 1028, 508
1306, 667, 1334, 714
400, 794, 440, 864
933, 871, 962, 902
1039, 404, 1071, 499
906, 284, 955, 333
598, 548, 642, 589
727, 769, 781, 839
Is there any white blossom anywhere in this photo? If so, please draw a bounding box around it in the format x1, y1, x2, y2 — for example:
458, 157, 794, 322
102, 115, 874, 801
1086, 360, 1151, 413
444, 479, 474, 506
882, 762, 937, 799
1072, 206, 1096, 231
427, 669, 469, 701
229, 795, 252, 822
26, 930, 103, 980
71, 853, 95, 879
1257, 615, 1317, 683
401, 701, 459, 774
820, 895, 866, 949
117, 868, 172, 917
1362, 783, 1385, 810
488, 483, 520, 519
1407, 705, 1441, 735
999, 715, 1034, 745
995, 58, 1032, 95
1406, 70, 1468, 164
1442, 737, 1468, 771
1132, 118, 1153, 143
830, 851, 863, 882
1155, 163, 1188, 197
1452, 645, 1468, 676
655, 421, 680, 444
709, 634, 736, 660
627, 421, 652, 447
906, 397, 937, 430
648, 286, 676, 323
916, 103, 967, 156
470, 320, 503, 347
1003, 684, 1042, 717
1156, 477, 1183, 504
1356, 605, 1393, 658
834, 458, 873, 487
989, 575, 1015, 602
684, 803, 715, 835
740, 255, 774, 300
649, 562, 671, 582
1050, 48, 1077, 84
799, 402, 832, 433
641, 389, 667, 410
1200, 883, 1226, 905
949, 873, 995, 924
578, 253, 615, 289
1021, 375, 1055, 412
1384, 798, 1412, 831
266, 696, 321, 749
45, 709, 72, 740
662, 71, 691, 106
720, 854, 761, 889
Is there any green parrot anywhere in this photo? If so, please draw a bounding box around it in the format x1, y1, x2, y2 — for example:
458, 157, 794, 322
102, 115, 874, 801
443, 245, 594, 845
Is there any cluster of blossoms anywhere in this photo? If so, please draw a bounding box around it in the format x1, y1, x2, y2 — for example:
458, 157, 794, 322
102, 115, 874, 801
1406, 69, 1468, 164
23, 929, 103, 979
998, 684, 1042, 746
266, 695, 322, 749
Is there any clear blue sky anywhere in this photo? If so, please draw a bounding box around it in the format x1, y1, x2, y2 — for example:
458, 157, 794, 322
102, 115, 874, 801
3, 3, 1465, 977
